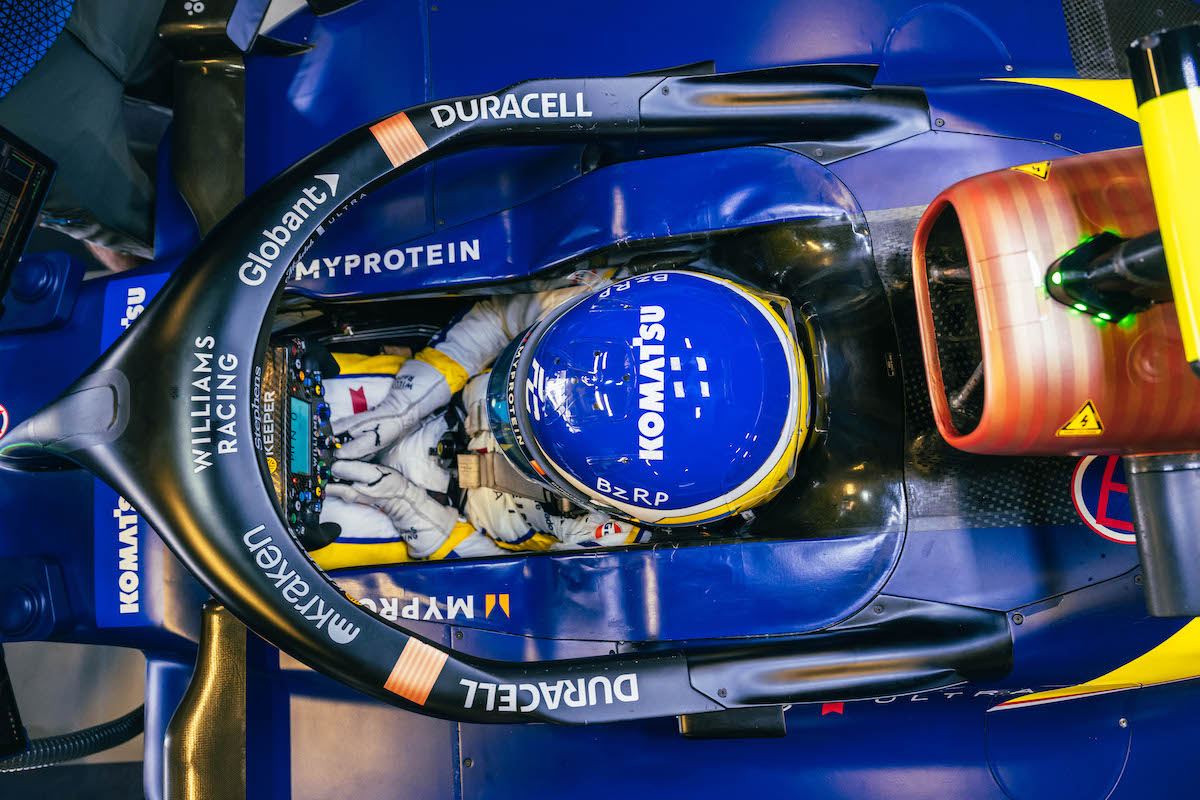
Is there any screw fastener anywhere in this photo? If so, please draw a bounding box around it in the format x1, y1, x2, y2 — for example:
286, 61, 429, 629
1013, 613, 1024, 625
717, 688, 728, 698
1119, 718, 1129, 728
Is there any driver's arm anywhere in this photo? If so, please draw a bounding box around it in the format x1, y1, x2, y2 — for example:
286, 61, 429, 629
334, 278, 606, 459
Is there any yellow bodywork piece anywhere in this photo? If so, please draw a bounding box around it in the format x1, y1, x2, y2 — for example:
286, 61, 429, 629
995, 618, 1200, 709
990, 77, 1137, 119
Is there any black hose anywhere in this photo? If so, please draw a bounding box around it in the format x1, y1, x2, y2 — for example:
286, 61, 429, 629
0, 705, 144, 773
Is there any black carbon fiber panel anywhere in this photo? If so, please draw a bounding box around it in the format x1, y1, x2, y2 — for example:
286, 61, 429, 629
866, 207, 1081, 530
1062, 0, 1200, 79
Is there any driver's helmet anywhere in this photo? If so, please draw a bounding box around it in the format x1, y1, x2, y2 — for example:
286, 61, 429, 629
486, 270, 809, 526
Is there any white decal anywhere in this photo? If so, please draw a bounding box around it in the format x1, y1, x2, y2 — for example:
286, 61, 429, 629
525, 357, 546, 422
120, 287, 146, 329
315, 173, 339, 197
189, 336, 238, 472
114, 497, 139, 613
594, 273, 674, 468
242, 525, 360, 645
595, 477, 669, 507
239, 177, 336, 286
635, 303, 666, 461
459, 674, 638, 712
430, 92, 592, 128
356, 593, 492, 621
292, 239, 481, 281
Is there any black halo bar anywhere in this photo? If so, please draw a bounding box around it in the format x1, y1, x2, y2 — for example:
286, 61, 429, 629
0, 68, 1009, 723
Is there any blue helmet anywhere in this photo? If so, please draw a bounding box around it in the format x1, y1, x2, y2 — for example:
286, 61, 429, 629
486, 270, 809, 526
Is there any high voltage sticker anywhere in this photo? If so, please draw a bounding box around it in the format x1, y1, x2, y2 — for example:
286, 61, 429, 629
1010, 161, 1051, 180
1056, 400, 1104, 437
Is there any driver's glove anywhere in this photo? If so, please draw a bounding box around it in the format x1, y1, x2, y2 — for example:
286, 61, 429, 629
324, 460, 503, 559
333, 350, 465, 460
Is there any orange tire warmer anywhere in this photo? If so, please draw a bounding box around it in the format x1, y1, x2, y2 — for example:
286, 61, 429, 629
912, 146, 1200, 456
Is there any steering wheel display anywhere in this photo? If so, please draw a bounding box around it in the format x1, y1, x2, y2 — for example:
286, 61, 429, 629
0, 69, 1008, 722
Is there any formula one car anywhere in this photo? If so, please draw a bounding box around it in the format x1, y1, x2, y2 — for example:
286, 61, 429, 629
3, 1, 1200, 798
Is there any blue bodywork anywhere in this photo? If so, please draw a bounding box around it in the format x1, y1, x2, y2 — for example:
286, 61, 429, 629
0, 1, 1191, 798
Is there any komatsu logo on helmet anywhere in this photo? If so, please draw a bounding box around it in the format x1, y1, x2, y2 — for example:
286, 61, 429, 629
635, 305, 666, 461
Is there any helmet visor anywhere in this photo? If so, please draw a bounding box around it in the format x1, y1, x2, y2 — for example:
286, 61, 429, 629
485, 330, 547, 487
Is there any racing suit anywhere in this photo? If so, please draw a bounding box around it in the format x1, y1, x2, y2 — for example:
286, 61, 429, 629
313, 273, 645, 569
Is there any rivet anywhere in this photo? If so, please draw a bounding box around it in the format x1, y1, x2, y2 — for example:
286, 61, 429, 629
463, 758, 473, 768
717, 688, 728, 698
1135, 574, 1144, 585
1013, 613, 1024, 625
662, 86, 670, 95
1119, 718, 1129, 728
935, 118, 945, 127
1004, 64, 1013, 72
1053, 133, 1062, 141
873, 604, 884, 614
454, 630, 463, 640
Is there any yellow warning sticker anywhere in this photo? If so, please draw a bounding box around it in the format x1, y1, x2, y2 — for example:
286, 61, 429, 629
1056, 400, 1104, 437
267, 456, 278, 473
1011, 161, 1051, 180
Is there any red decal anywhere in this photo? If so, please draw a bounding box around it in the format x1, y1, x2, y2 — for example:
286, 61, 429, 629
594, 521, 622, 539
1096, 456, 1133, 532
350, 387, 368, 414
821, 702, 844, 716
370, 112, 428, 169
0, 404, 7, 439
1072, 456, 1137, 544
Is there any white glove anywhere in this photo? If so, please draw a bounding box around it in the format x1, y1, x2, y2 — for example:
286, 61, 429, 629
332, 358, 451, 460
377, 414, 452, 494
324, 459, 506, 560
318, 488, 508, 561
318, 496, 402, 542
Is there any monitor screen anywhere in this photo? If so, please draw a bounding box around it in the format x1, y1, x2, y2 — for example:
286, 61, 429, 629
289, 396, 311, 475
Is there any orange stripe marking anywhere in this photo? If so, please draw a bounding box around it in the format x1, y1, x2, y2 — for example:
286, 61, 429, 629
384, 638, 447, 705
370, 113, 428, 168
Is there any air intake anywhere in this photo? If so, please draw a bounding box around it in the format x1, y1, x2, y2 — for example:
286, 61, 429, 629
912, 147, 1200, 456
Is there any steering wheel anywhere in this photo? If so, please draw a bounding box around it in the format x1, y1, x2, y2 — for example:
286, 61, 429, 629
0, 69, 1007, 722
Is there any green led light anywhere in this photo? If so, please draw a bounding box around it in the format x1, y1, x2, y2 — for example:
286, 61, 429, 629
1051, 271, 1063, 285
1098, 312, 1112, 321
1074, 303, 1088, 312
